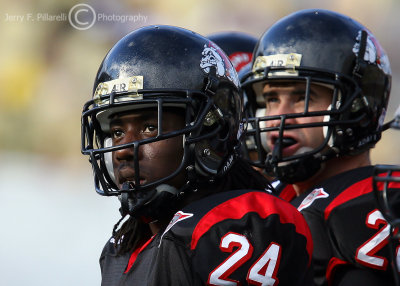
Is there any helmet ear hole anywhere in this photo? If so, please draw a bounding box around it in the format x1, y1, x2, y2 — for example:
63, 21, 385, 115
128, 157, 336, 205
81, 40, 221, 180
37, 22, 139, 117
193, 118, 236, 176
192, 120, 222, 174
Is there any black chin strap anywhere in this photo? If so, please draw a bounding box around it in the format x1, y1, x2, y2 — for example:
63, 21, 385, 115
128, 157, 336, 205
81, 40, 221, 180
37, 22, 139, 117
119, 182, 157, 217
265, 142, 337, 184
267, 155, 322, 184
118, 180, 197, 221
119, 182, 132, 216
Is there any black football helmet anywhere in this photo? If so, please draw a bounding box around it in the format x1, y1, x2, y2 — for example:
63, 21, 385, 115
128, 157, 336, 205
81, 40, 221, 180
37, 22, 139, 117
241, 9, 392, 183
81, 25, 242, 218
207, 31, 257, 73
373, 105, 400, 285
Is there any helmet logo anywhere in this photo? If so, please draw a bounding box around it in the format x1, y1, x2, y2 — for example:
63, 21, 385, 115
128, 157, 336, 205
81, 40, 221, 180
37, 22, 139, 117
200, 43, 239, 87
352, 30, 391, 75
252, 53, 302, 77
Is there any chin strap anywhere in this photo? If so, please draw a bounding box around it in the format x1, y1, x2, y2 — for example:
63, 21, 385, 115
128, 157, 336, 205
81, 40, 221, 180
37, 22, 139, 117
267, 155, 322, 184
119, 182, 157, 217
265, 142, 337, 183
118, 181, 191, 220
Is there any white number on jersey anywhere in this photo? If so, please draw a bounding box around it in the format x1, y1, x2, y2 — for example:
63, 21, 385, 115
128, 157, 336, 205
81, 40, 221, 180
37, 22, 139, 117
208, 232, 281, 286
356, 209, 390, 269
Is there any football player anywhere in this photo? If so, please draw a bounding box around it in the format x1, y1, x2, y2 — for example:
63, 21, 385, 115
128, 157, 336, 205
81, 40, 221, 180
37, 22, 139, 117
242, 9, 397, 286
81, 25, 313, 285
373, 105, 400, 286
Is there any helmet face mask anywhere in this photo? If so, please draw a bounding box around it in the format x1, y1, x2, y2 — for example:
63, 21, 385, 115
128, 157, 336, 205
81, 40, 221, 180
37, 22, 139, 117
244, 67, 361, 181
373, 106, 400, 282
242, 9, 391, 182
82, 90, 199, 195
373, 165, 400, 283
373, 165, 400, 231
373, 105, 400, 237
81, 25, 242, 218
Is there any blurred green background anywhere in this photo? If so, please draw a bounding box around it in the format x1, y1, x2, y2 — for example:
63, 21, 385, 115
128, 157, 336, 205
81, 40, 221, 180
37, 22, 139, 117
0, 0, 399, 285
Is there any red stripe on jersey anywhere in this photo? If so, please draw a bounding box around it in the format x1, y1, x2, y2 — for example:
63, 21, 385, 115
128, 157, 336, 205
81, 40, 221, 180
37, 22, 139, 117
124, 235, 155, 273
279, 184, 297, 202
190, 191, 313, 263
324, 172, 400, 221
326, 256, 351, 284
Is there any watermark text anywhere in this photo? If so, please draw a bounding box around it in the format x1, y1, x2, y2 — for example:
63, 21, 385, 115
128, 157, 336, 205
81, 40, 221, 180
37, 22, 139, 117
2, 3, 148, 30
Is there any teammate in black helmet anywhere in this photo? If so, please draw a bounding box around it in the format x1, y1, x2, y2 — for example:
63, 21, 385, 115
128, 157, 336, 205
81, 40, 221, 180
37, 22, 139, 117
81, 25, 313, 285
242, 9, 397, 286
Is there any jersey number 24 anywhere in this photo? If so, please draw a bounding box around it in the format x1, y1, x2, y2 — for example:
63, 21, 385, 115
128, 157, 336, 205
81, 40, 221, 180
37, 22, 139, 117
208, 232, 281, 286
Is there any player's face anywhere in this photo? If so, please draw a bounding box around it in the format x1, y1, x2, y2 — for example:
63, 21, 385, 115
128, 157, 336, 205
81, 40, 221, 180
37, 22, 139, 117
261, 82, 333, 158
110, 109, 185, 190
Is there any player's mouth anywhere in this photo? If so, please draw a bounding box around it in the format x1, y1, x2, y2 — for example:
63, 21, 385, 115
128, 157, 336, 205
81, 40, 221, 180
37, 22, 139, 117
118, 166, 147, 187
269, 135, 299, 157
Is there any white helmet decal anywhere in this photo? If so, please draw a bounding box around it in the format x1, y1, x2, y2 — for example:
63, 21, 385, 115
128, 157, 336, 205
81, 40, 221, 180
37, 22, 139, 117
200, 43, 239, 87
352, 30, 391, 75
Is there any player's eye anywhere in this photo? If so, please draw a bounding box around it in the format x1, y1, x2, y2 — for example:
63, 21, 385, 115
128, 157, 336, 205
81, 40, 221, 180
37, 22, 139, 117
143, 124, 157, 135
111, 128, 124, 140
266, 96, 279, 104
264, 94, 279, 108
296, 94, 306, 102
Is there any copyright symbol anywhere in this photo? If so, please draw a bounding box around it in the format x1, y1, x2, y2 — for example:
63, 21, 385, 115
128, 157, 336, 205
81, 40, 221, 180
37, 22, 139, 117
68, 3, 96, 30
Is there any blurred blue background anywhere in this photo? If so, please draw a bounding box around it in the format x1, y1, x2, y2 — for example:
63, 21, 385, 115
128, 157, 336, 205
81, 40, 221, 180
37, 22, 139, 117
1, 0, 399, 285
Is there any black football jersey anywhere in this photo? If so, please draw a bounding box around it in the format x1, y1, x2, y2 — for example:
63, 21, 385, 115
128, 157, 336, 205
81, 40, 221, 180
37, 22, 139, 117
100, 189, 314, 286
277, 166, 400, 286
